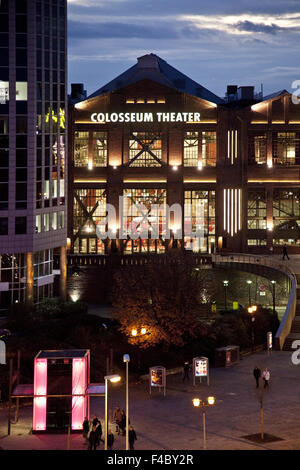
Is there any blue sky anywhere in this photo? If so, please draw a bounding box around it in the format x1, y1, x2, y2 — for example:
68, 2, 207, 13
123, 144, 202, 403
67, 0, 300, 98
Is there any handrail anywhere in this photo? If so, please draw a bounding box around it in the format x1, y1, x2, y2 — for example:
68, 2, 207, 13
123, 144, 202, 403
212, 253, 297, 350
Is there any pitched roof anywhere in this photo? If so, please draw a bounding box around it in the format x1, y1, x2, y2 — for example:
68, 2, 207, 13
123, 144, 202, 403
87, 53, 224, 105
261, 89, 289, 102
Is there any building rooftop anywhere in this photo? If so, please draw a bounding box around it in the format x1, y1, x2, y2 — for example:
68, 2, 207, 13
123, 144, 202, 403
86, 53, 225, 105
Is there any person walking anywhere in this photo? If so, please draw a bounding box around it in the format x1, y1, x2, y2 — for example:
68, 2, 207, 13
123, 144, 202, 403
95, 419, 103, 447
182, 361, 190, 383
262, 368, 270, 388
119, 410, 126, 436
282, 244, 290, 260
253, 366, 261, 388
114, 406, 122, 435
129, 425, 137, 450
82, 416, 90, 443
88, 425, 98, 450
107, 429, 114, 450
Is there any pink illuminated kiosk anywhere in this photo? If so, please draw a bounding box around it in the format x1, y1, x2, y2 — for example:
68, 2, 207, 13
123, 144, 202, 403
33, 350, 91, 432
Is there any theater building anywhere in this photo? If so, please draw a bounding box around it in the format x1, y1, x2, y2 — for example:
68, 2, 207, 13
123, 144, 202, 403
68, 53, 300, 257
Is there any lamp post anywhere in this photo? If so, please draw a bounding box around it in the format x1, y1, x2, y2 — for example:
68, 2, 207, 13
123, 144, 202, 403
104, 374, 121, 450
223, 280, 229, 310
271, 280, 276, 314
123, 354, 130, 451
192, 396, 215, 450
247, 280, 252, 306
248, 305, 257, 352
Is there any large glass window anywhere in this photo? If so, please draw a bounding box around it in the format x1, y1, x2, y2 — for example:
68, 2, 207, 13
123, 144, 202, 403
74, 131, 88, 167
273, 189, 300, 245
184, 190, 215, 253
122, 188, 166, 253
247, 190, 267, 229
248, 133, 267, 164
73, 189, 106, 254
202, 131, 216, 167
129, 132, 162, 167
92, 131, 107, 167
273, 132, 300, 165
184, 132, 198, 166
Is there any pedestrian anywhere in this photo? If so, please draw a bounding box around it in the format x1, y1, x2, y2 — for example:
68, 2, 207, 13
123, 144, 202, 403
114, 406, 122, 435
107, 429, 114, 450
92, 414, 99, 427
129, 425, 137, 450
182, 361, 190, 382
282, 244, 290, 260
82, 416, 90, 443
262, 368, 270, 388
253, 366, 261, 388
95, 419, 103, 446
88, 425, 98, 450
119, 410, 126, 436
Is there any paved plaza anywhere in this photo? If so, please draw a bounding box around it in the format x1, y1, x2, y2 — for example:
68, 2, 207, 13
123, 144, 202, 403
0, 350, 300, 450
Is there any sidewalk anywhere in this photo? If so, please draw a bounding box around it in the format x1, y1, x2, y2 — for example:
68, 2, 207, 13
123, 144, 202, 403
0, 351, 300, 450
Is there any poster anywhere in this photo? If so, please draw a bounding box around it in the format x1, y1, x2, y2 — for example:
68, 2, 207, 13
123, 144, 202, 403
151, 368, 163, 387
195, 359, 207, 377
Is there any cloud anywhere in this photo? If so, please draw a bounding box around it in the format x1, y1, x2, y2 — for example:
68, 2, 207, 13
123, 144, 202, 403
68, 20, 179, 40
234, 20, 283, 34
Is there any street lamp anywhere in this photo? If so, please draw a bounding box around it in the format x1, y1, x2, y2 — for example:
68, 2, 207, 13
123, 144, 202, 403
223, 280, 229, 310
192, 396, 215, 450
247, 280, 252, 306
104, 374, 121, 450
123, 354, 130, 451
271, 280, 276, 314
248, 305, 257, 352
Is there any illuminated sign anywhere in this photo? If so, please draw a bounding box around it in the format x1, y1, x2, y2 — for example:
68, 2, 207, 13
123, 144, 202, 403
195, 359, 208, 377
151, 368, 163, 387
267, 331, 272, 350
90, 112, 201, 123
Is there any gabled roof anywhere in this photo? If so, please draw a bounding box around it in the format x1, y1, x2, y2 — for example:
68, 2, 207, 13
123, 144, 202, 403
261, 89, 289, 102
87, 53, 224, 105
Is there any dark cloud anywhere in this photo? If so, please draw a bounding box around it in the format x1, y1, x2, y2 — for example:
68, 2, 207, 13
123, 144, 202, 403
68, 20, 179, 39
235, 20, 283, 35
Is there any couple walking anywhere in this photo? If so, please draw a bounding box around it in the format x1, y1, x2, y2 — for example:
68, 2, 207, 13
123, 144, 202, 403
114, 406, 137, 450
253, 366, 270, 389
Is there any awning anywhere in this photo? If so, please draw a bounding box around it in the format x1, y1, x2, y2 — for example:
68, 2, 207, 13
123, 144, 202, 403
86, 383, 105, 396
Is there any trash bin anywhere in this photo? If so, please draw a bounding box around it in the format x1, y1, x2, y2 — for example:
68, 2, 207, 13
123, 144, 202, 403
214, 345, 240, 367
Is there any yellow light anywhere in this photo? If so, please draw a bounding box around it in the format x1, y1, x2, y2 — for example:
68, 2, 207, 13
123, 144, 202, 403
172, 165, 178, 171
207, 396, 215, 405
110, 376, 121, 383
131, 329, 137, 337
141, 328, 146, 335
248, 307, 253, 314
252, 305, 257, 312
88, 161, 93, 170
193, 398, 201, 407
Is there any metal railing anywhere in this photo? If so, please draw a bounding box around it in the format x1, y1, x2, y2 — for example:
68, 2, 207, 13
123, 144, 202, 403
212, 253, 297, 350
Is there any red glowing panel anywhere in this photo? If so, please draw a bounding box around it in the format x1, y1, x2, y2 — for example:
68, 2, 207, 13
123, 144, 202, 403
72, 358, 87, 430
33, 358, 48, 431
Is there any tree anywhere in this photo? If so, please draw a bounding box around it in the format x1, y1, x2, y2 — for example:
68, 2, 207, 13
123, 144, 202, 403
111, 253, 210, 349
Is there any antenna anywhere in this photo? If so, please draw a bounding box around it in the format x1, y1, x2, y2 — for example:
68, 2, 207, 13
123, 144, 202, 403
261, 83, 263, 99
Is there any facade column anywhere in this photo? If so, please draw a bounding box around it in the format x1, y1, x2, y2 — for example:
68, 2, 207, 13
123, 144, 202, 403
25, 252, 34, 307
60, 245, 67, 302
